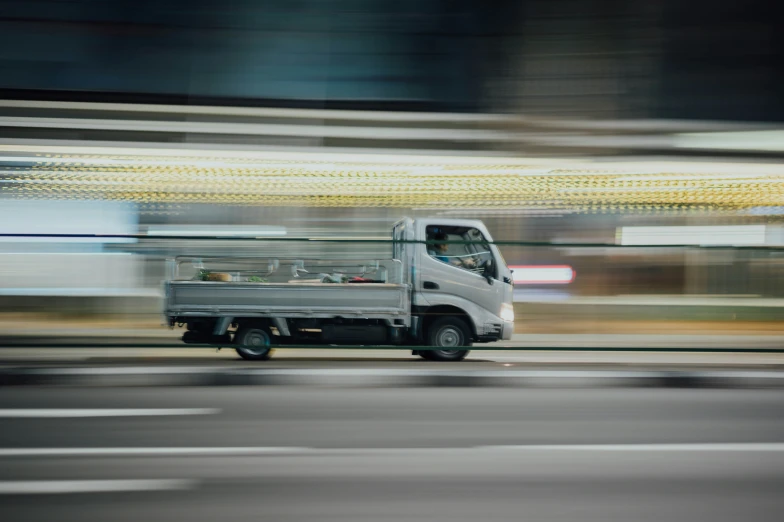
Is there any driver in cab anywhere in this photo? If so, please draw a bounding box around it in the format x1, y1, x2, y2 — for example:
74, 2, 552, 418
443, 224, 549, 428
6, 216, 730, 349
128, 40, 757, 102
428, 232, 477, 269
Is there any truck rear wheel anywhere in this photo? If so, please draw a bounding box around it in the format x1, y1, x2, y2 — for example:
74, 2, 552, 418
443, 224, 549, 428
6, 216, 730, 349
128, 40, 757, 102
422, 317, 471, 362
235, 327, 274, 361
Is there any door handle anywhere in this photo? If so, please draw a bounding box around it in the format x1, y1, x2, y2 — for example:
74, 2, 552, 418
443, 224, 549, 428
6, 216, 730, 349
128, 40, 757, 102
423, 281, 439, 290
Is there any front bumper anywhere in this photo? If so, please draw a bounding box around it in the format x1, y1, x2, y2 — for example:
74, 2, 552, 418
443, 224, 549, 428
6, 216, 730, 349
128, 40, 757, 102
501, 320, 514, 340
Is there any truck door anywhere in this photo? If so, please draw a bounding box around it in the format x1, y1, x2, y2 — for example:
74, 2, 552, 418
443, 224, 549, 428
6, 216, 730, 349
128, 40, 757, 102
417, 224, 505, 320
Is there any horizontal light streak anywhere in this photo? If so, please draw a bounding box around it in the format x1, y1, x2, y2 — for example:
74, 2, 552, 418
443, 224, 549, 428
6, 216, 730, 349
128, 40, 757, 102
0, 116, 519, 142
0, 99, 516, 123
508, 265, 575, 284
618, 225, 768, 246
1, 150, 782, 211
675, 130, 784, 152
146, 226, 286, 237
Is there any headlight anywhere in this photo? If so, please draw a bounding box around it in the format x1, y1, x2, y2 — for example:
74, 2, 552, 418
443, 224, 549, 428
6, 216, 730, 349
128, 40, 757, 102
500, 303, 514, 322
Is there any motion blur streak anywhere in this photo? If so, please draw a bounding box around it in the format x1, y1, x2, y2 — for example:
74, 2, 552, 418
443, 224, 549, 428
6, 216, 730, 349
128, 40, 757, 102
0, 1, 783, 520
509, 266, 575, 285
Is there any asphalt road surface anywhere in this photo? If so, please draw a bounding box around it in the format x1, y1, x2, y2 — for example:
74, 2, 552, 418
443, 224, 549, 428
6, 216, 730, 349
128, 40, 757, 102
0, 386, 783, 521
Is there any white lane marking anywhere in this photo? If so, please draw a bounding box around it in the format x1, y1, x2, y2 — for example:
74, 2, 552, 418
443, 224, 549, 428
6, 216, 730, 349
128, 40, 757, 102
0, 409, 220, 418
0, 479, 195, 494
2, 443, 784, 458
478, 443, 784, 452
0, 447, 310, 457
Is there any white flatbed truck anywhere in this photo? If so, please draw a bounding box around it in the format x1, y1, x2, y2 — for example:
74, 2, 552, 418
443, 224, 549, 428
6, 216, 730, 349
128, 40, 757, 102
164, 218, 514, 361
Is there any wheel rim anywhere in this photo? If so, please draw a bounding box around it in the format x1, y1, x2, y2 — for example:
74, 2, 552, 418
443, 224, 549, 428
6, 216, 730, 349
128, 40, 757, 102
240, 330, 270, 355
434, 326, 463, 355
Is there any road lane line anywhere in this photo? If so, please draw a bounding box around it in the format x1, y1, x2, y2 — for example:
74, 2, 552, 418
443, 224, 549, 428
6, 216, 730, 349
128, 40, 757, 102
2, 443, 784, 457
479, 443, 784, 452
0, 479, 195, 494
0, 447, 311, 457
0, 409, 220, 418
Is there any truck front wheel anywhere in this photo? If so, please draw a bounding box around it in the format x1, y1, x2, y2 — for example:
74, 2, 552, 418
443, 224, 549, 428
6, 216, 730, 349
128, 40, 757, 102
235, 327, 274, 361
422, 317, 471, 362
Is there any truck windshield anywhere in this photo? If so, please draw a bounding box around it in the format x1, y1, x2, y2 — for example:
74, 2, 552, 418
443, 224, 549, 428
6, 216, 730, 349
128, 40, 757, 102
426, 225, 497, 278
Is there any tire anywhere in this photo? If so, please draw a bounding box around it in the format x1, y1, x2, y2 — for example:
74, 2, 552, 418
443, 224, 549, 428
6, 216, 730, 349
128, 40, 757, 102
423, 317, 472, 362
235, 327, 275, 361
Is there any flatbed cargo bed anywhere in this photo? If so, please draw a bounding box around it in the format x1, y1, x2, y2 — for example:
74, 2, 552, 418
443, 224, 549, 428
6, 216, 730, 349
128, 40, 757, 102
165, 280, 410, 320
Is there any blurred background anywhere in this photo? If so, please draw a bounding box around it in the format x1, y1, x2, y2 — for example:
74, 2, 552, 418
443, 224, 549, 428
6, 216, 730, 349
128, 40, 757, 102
0, 0, 783, 335
2, 4, 784, 522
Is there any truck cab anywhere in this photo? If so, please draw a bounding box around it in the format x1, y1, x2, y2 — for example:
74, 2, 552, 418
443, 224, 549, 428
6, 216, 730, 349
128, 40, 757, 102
394, 218, 514, 360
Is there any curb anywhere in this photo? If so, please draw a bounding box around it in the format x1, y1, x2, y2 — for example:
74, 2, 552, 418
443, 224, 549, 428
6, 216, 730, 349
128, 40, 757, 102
2, 367, 784, 388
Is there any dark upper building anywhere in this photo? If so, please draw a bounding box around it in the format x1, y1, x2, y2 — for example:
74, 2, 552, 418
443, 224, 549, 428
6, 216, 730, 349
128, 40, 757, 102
0, 0, 781, 121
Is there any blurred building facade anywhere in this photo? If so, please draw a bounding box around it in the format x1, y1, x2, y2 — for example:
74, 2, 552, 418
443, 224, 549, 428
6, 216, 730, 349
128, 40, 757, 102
0, 0, 782, 120
0, 0, 783, 318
